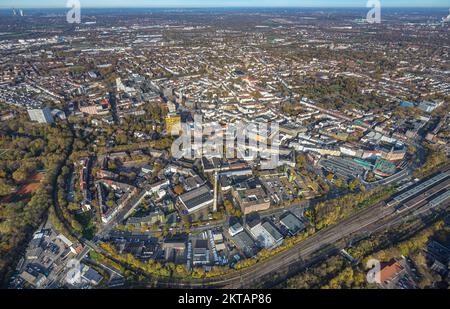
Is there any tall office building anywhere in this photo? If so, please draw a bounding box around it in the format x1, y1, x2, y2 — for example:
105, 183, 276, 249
28, 107, 54, 124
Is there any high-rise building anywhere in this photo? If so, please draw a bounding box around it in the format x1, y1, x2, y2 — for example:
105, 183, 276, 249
28, 107, 54, 124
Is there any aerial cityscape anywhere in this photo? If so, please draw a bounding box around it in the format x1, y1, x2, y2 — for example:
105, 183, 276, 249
0, 1, 449, 293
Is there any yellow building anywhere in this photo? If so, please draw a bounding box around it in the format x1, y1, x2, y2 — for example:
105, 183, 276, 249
165, 115, 181, 135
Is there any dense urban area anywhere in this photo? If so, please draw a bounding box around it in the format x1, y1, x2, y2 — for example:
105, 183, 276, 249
0, 7, 449, 289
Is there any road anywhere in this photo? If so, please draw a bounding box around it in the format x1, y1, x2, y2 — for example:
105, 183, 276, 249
219, 199, 448, 288
96, 188, 146, 239
218, 200, 394, 288
56, 173, 448, 289
49, 118, 443, 288
123, 189, 447, 289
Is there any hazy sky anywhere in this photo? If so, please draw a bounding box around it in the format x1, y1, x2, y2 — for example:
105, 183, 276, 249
0, 0, 448, 8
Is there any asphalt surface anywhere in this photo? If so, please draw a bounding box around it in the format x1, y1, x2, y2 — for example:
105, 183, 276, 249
126, 194, 447, 289
51, 120, 443, 288
218, 201, 393, 288
218, 200, 448, 288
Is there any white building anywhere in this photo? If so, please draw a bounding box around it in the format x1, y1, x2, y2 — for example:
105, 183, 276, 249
249, 221, 283, 250
28, 107, 54, 124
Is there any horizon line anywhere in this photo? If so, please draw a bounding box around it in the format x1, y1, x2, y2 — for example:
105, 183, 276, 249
1, 5, 449, 9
